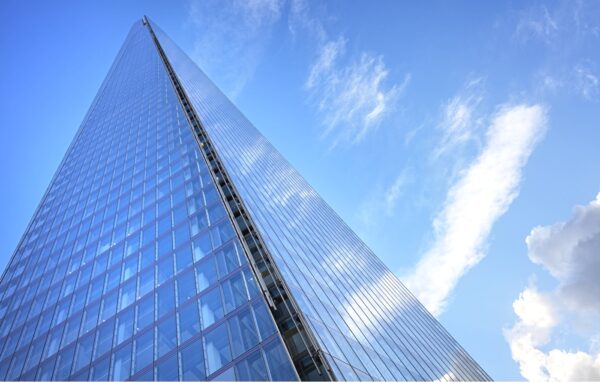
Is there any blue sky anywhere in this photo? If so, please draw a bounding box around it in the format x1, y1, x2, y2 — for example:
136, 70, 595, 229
1, 0, 599, 380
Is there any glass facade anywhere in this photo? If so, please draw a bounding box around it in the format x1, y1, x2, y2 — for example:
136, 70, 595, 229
151, 18, 491, 382
0, 17, 491, 381
0, 21, 295, 381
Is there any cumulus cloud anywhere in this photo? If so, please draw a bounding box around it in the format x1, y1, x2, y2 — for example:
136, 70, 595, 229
186, 0, 283, 98
505, 194, 600, 381
404, 104, 547, 316
305, 38, 410, 148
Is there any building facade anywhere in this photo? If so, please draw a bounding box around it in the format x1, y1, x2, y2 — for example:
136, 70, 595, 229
0, 18, 491, 381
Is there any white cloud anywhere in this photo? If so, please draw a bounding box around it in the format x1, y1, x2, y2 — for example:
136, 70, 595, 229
186, 0, 283, 98
404, 104, 547, 316
515, 4, 559, 45
357, 168, 412, 230
574, 63, 600, 100
505, 194, 600, 381
434, 78, 485, 158
305, 38, 410, 148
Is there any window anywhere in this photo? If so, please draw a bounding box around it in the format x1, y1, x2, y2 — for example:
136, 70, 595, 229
90, 357, 110, 381
215, 242, 241, 276
156, 353, 179, 381
157, 256, 173, 285
73, 334, 94, 373
157, 315, 177, 358
157, 281, 175, 318
192, 231, 212, 262
252, 302, 275, 341
195, 256, 217, 292
235, 350, 269, 381
178, 301, 200, 342
122, 255, 138, 281
180, 338, 205, 380
135, 295, 154, 332
82, 301, 100, 334
133, 331, 153, 374
176, 271, 197, 305
115, 308, 134, 345
263, 339, 297, 381
204, 323, 231, 375
138, 267, 154, 299
119, 279, 136, 311
100, 291, 118, 322
175, 244, 193, 273
93, 320, 114, 360
111, 342, 132, 381
221, 272, 248, 313
228, 307, 259, 357
190, 211, 208, 237
200, 287, 223, 329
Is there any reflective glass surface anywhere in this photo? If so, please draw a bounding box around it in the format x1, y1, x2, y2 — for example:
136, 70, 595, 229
152, 20, 491, 382
0, 21, 295, 381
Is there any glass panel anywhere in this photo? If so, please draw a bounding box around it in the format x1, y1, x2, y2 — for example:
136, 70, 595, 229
204, 323, 231, 376
157, 315, 177, 358
228, 307, 259, 358
235, 350, 269, 381
134, 331, 154, 374
156, 353, 179, 381
195, 256, 217, 292
200, 287, 223, 329
180, 338, 205, 380
111, 342, 132, 381
264, 339, 297, 381
178, 301, 201, 343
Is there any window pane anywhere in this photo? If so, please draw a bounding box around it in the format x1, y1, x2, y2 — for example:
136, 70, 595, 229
156, 353, 179, 381
115, 308, 134, 345
235, 350, 269, 381
157, 282, 175, 318
200, 287, 223, 329
178, 301, 201, 343
136, 295, 154, 332
221, 271, 248, 313
195, 256, 217, 292
133, 330, 153, 373
204, 323, 231, 376
228, 307, 259, 358
181, 338, 205, 380
111, 342, 132, 381
90, 356, 110, 381
119, 279, 136, 311
73, 335, 94, 373
252, 302, 275, 341
157, 315, 177, 358
175, 244, 194, 273
53, 345, 75, 380
157, 256, 174, 285
94, 321, 114, 360
138, 267, 154, 299
215, 242, 240, 276
192, 231, 212, 262
264, 339, 297, 381
177, 271, 197, 305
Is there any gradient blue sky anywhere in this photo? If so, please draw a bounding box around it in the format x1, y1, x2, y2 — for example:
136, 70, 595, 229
1, 1, 600, 380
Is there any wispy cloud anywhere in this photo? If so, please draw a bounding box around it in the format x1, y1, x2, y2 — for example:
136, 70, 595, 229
305, 38, 410, 148
505, 194, 600, 381
291, 0, 409, 148
357, 168, 412, 229
404, 104, 547, 316
185, 0, 283, 98
434, 78, 484, 158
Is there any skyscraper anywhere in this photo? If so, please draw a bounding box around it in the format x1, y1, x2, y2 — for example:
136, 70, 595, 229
0, 16, 490, 381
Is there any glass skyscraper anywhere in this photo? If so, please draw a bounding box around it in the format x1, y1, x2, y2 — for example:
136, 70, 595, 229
0, 17, 490, 381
